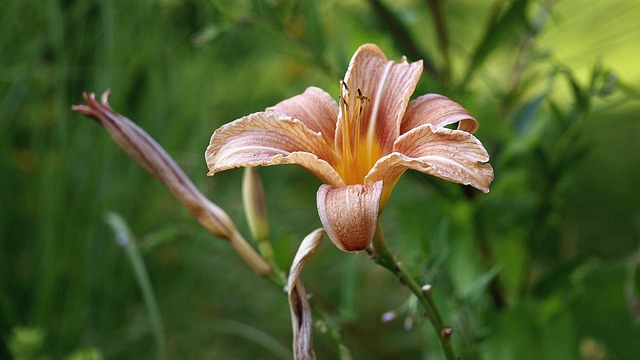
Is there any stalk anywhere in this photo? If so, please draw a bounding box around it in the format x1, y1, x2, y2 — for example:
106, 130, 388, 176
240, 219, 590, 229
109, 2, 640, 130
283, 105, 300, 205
370, 224, 456, 360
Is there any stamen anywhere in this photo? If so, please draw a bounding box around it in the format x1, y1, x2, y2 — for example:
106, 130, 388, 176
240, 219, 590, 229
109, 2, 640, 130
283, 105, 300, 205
355, 88, 369, 104
353, 88, 370, 167
337, 81, 373, 184
340, 81, 350, 111
339, 81, 352, 178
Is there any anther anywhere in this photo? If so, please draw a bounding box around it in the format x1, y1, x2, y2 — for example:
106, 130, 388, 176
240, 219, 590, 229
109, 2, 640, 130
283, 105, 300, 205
341, 80, 350, 93
355, 88, 369, 100
340, 81, 350, 110
354, 88, 370, 115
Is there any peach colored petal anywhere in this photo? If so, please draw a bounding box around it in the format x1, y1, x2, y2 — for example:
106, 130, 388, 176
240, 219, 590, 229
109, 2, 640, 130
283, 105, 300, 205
206, 111, 344, 187
268, 86, 339, 146
338, 44, 423, 153
401, 94, 479, 135
363, 160, 407, 209
316, 181, 383, 252
366, 125, 493, 194
286, 228, 324, 360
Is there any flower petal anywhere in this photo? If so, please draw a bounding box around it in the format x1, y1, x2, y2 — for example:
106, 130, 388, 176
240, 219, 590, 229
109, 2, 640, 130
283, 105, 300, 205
286, 228, 324, 360
339, 44, 423, 153
268, 86, 339, 146
316, 181, 383, 252
367, 125, 493, 194
206, 111, 344, 186
401, 94, 479, 135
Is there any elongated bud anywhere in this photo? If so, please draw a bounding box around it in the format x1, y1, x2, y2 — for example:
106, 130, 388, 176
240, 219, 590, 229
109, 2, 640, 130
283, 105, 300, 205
73, 91, 271, 276
242, 167, 273, 261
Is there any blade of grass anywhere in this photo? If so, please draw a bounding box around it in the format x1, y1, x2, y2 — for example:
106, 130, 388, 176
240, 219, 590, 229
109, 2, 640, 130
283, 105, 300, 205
106, 212, 165, 360
366, 0, 440, 81
300, 0, 325, 56
206, 319, 291, 360
36, 0, 68, 327
426, 0, 451, 88
461, 0, 529, 88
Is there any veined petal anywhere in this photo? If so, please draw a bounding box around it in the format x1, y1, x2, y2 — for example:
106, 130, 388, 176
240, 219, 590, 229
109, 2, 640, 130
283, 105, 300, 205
401, 94, 479, 135
364, 158, 407, 209
287, 228, 324, 360
316, 181, 383, 252
268, 86, 339, 146
339, 44, 423, 153
367, 125, 493, 194
206, 111, 344, 186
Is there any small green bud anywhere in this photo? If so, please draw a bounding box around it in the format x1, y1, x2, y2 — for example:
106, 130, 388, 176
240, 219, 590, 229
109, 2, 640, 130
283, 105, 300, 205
242, 167, 273, 261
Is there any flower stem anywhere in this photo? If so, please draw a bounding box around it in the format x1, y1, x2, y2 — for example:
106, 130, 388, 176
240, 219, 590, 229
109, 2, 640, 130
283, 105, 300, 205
369, 225, 456, 360
228, 230, 273, 277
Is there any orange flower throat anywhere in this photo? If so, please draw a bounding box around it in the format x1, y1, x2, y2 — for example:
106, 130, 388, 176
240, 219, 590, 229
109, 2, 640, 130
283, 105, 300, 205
337, 81, 382, 185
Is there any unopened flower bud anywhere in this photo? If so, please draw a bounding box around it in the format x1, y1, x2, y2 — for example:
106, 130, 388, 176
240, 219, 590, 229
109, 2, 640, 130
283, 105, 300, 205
73, 91, 271, 276
242, 167, 273, 261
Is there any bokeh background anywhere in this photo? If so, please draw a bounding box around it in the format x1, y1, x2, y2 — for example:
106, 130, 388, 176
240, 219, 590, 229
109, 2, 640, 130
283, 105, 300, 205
2, 0, 640, 359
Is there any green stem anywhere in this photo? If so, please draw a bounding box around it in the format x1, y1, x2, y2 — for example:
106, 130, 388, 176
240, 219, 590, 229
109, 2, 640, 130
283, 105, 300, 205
369, 224, 456, 360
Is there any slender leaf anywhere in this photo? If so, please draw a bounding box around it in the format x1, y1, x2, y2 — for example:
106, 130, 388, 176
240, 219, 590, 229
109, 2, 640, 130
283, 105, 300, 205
463, 0, 529, 84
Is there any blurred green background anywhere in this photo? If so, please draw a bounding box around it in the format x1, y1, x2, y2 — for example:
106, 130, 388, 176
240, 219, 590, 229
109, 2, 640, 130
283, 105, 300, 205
2, 0, 640, 359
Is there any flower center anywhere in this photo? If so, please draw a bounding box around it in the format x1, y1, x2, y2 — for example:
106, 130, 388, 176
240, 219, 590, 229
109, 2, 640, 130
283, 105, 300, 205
337, 81, 381, 184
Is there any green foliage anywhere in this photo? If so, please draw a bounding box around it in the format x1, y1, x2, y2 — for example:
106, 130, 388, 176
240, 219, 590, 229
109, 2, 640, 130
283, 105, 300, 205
2, 0, 640, 359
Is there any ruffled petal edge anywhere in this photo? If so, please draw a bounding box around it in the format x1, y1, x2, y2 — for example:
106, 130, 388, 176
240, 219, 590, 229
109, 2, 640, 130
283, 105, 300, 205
206, 111, 345, 187
338, 44, 423, 153
367, 124, 493, 194
401, 94, 479, 135
268, 86, 339, 146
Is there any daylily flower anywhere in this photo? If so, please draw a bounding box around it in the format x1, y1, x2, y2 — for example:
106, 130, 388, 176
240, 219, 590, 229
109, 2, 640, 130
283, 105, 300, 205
206, 44, 493, 252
